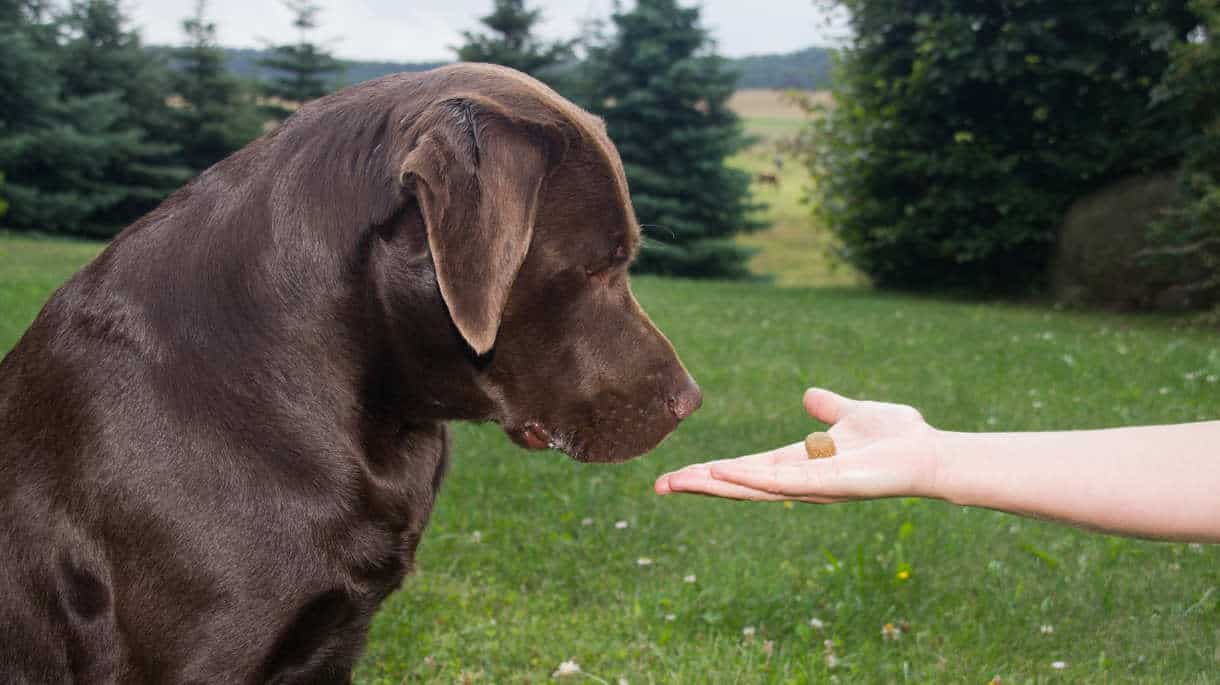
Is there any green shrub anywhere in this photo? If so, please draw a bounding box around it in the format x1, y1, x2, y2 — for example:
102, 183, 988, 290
1145, 0, 1220, 309
1049, 174, 1205, 310
808, 1, 1199, 293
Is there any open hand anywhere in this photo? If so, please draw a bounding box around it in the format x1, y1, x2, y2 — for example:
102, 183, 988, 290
654, 389, 941, 502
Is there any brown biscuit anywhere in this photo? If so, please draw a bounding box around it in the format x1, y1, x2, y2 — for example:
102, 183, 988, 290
804, 432, 836, 459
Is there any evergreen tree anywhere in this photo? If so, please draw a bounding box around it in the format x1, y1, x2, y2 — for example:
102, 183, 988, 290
0, 0, 161, 235
456, 0, 573, 77
259, 1, 344, 108
55, 0, 191, 234
172, 0, 264, 172
587, 0, 761, 278
0, 0, 57, 224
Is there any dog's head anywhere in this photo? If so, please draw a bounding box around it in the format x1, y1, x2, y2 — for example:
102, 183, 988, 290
382, 65, 700, 463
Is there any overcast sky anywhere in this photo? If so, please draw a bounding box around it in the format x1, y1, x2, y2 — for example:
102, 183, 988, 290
125, 1, 850, 62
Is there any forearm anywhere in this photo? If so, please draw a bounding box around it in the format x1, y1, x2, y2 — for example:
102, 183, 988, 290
932, 422, 1220, 543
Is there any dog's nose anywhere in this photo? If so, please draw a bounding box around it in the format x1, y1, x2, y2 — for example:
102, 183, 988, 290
667, 374, 703, 421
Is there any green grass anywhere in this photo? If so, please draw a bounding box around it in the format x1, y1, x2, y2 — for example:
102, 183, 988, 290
0, 232, 104, 351
2, 233, 1217, 683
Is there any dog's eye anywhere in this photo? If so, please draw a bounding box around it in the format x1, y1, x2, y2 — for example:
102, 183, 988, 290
586, 244, 629, 284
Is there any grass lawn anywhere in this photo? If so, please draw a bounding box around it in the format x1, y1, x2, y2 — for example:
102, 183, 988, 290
2, 233, 1217, 683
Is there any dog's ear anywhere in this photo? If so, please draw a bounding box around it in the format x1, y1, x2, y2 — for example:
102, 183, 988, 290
400, 96, 560, 356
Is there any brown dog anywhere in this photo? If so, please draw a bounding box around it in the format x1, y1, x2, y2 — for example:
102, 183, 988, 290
0, 64, 701, 683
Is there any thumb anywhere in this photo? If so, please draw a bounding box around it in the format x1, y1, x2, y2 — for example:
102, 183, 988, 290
803, 388, 858, 425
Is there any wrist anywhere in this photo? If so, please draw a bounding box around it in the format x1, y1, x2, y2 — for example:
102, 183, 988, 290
921, 427, 955, 502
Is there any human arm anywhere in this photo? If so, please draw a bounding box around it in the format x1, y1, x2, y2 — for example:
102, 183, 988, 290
654, 389, 1220, 543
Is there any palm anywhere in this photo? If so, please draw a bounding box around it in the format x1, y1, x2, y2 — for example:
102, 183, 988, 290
655, 389, 939, 502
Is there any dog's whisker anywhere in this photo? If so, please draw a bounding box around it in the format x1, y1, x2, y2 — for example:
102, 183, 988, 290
639, 224, 676, 241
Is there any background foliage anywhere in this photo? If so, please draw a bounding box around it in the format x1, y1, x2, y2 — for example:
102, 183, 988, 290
1145, 0, 1220, 310
808, 0, 1203, 294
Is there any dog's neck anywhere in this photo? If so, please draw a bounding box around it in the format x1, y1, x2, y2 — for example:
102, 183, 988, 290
53, 194, 495, 469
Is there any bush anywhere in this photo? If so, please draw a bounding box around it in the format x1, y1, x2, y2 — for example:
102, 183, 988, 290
1144, 0, 1220, 310
1049, 174, 1206, 310
808, 1, 1199, 293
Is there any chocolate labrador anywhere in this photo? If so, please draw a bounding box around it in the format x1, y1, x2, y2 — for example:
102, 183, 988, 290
0, 63, 701, 683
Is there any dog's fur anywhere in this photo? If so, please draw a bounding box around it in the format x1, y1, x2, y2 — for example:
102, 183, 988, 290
0, 64, 700, 683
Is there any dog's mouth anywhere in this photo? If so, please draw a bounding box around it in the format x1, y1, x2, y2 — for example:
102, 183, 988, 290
504, 421, 590, 460
506, 422, 554, 451
504, 414, 678, 464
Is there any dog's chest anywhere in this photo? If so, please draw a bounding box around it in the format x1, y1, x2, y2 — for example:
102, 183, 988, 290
257, 423, 451, 682
341, 422, 450, 591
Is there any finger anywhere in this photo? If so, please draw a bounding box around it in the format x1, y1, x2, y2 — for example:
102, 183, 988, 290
803, 388, 860, 425
654, 446, 801, 492
657, 442, 810, 485
660, 466, 793, 501
710, 460, 847, 498
701, 441, 811, 469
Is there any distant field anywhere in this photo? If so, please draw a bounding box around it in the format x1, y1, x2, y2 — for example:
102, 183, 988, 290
726, 89, 861, 287
4, 235, 1217, 683
729, 89, 830, 121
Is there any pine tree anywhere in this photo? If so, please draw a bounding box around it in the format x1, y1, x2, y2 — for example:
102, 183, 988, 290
0, 0, 169, 235
172, 0, 264, 172
0, 0, 63, 228
587, 0, 761, 278
456, 0, 573, 77
258, 1, 344, 108
55, 0, 191, 234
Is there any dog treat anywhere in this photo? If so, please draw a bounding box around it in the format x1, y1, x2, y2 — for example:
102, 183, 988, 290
804, 432, 836, 460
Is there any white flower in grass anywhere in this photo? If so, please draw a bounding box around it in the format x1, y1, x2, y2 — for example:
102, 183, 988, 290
552, 659, 582, 678
684, 574, 696, 583
881, 622, 900, 641
664, 613, 676, 622
823, 639, 838, 669
470, 531, 482, 544
809, 617, 825, 631
1051, 661, 1067, 670
1040, 624, 1054, 634
1032, 400, 1044, 410
742, 625, 756, 638
581, 517, 593, 526
618, 679, 629, 685
637, 557, 653, 567
1159, 387, 1171, 395
615, 520, 629, 529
